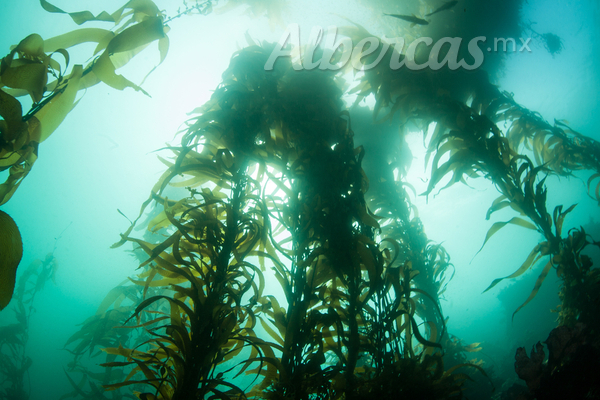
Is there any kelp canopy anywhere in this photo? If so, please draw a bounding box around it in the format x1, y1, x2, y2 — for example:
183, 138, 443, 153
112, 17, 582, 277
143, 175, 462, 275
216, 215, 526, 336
1, 0, 599, 399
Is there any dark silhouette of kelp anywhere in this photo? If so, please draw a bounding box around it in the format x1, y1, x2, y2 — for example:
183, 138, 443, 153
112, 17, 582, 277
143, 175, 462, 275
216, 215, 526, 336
0, 253, 58, 400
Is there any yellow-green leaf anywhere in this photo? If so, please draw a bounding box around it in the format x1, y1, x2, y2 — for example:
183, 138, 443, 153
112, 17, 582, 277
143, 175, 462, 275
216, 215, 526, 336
512, 259, 553, 320
35, 65, 83, 142
475, 217, 539, 257
43, 28, 114, 53
40, 0, 117, 25
482, 242, 545, 293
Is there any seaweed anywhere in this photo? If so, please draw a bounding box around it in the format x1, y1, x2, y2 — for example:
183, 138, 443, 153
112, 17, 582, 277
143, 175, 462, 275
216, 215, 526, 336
4, 1, 600, 399
0, 210, 23, 311
346, 25, 600, 324
98, 39, 496, 399
0, 0, 170, 205
0, 253, 58, 400
0, 1, 175, 313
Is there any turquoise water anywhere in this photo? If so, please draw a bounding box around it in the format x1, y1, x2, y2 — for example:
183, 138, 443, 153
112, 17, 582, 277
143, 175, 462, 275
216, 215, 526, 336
1, 1, 599, 399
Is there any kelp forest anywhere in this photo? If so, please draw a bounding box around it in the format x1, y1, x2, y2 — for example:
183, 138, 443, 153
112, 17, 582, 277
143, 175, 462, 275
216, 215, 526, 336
1, 0, 599, 399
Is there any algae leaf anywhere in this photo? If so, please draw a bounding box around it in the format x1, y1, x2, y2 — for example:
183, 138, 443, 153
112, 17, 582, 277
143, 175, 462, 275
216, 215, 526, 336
0, 210, 23, 311
1, 0, 169, 206
482, 241, 548, 293
475, 216, 539, 258
39, 0, 160, 26
34, 65, 83, 142
92, 16, 165, 95
511, 259, 553, 321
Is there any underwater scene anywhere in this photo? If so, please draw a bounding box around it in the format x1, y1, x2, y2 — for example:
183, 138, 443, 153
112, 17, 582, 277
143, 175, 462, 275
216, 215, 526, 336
1, 0, 600, 399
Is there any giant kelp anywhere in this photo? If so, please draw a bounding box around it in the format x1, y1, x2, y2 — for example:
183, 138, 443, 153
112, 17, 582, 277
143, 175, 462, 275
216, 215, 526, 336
0, 0, 170, 205
4, 0, 600, 399
0, 0, 173, 312
342, 19, 600, 326
94, 41, 489, 399
340, 18, 600, 397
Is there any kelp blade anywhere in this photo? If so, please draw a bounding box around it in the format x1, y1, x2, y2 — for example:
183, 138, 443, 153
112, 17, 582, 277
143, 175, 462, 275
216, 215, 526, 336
0, 210, 23, 310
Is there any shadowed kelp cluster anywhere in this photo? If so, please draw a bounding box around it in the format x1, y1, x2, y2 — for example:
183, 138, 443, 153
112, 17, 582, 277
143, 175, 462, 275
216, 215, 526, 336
70, 43, 481, 399
342, 18, 600, 398
343, 22, 600, 328
89, 17, 599, 400
2, 0, 600, 399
